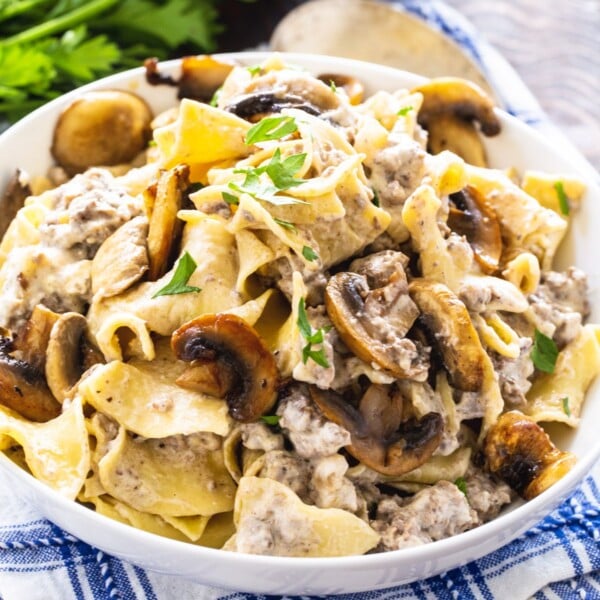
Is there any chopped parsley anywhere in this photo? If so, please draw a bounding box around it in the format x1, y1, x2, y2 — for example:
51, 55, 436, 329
329, 79, 337, 93
245, 115, 298, 145
397, 106, 414, 117
297, 298, 331, 368
454, 477, 468, 496
247, 64, 261, 77
561, 397, 571, 417
554, 180, 570, 216
273, 218, 297, 231
260, 414, 280, 426
228, 149, 308, 206
152, 251, 201, 298
209, 86, 222, 108
372, 188, 380, 207
302, 245, 318, 262
221, 191, 239, 205
531, 329, 559, 374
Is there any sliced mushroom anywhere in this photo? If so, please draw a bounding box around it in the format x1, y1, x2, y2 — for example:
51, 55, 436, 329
311, 384, 443, 476
0, 169, 31, 239
317, 73, 364, 105
408, 278, 487, 391
448, 185, 502, 273
412, 77, 500, 166
144, 55, 235, 103
45, 312, 100, 402
147, 164, 190, 281
51, 90, 153, 175
325, 253, 427, 381
0, 350, 60, 422
12, 304, 60, 371
224, 92, 321, 121
425, 113, 487, 167
484, 411, 576, 499
92, 216, 149, 298
171, 313, 279, 422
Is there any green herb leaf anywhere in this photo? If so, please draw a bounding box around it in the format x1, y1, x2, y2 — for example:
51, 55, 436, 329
531, 329, 559, 373
265, 149, 307, 190
561, 397, 571, 417
554, 180, 570, 216
297, 298, 330, 368
397, 106, 414, 116
302, 245, 318, 262
329, 79, 337, 93
245, 115, 298, 145
246, 64, 261, 77
455, 477, 468, 495
273, 218, 296, 231
152, 251, 201, 298
209, 86, 221, 107
260, 414, 280, 426
372, 188, 380, 207
222, 191, 239, 205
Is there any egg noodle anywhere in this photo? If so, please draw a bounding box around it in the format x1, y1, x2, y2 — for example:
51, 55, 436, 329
0, 55, 596, 556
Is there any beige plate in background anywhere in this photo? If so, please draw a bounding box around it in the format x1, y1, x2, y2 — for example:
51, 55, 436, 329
271, 0, 496, 98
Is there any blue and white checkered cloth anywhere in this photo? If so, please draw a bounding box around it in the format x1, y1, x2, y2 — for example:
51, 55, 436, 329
1, 1, 599, 598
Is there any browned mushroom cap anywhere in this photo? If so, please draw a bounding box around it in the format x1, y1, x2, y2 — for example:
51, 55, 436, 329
484, 411, 576, 499
0, 348, 60, 422
317, 74, 364, 105
224, 92, 321, 122
311, 384, 443, 476
413, 77, 500, 136
51, 90, 153, 175
325, 260, 428, 381
171, 313, 279, 422
408, 278, 487, 391
0, 169, 31, 239
447, 185, 502, 274
45, 312, 100, 402
412, 77, 500, 166
12, 304, 60, 372
147, 164, 190, 281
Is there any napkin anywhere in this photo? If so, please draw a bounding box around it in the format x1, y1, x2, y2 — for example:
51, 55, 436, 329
1, 1, 599, 599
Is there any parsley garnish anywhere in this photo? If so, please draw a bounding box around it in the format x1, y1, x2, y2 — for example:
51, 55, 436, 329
397, 106, 414, 116
302, 245, 318, 261
297, 298, 331, 368
329, 79, 337, 93
152, 251, 201, 298
455, 477, 468, 496
247, 64, 261, 77
222, 191, 239, 205
372, 189, 380, 207
531, 329, 559, 374
260, 415, 280, 426
274, 218, 297, 231
209, 86, 222, 108
554, 181, 570, 216
561, 397, 571, 417
245, 116, 298, 145
228, 149, 308, 205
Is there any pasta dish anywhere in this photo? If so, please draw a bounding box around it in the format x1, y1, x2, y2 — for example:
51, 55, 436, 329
0, 55, 596, 556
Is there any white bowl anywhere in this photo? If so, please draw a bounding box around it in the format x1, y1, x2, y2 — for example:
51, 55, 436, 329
0, 52, 599, 595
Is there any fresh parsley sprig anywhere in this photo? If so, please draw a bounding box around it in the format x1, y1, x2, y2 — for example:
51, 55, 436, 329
152, 251, 201, 298
397, 106, 414, 116
245, 115, 298, 145
531, 328, 559, 374
297, 298, 331, 368
554, 181, 570, 216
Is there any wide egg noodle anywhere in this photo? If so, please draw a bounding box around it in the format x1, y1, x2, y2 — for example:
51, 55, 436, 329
224, 476, 379, 556
154, 98, 252, 168
0, 203, 49, 270
95, 312, 155, 362
97, 427, 236, 516
525, 324, 600, 426
88, 211, 242, 338
78, 360, 231, 438
0, 396, 89, 499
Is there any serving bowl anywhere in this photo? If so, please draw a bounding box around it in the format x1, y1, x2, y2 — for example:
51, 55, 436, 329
0, 52, 599, 595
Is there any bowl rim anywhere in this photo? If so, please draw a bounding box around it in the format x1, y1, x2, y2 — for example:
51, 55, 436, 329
0, 50, 599, 576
